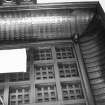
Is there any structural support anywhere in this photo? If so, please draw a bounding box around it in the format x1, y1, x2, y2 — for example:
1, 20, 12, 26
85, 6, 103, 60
73, 40, 95, 105
4, 85, 9, 105
52, 46, 63, 105
26, 48, 36, 103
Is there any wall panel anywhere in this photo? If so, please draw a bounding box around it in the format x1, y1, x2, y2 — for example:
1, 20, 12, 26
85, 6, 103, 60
79, 17, 105, 105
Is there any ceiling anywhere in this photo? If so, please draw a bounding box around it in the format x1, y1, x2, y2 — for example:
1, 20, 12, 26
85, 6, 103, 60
0, 2, 102, 49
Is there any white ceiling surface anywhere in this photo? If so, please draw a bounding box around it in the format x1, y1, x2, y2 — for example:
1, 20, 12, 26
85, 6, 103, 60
0, 49, 26, 73
38, 0, 105, 12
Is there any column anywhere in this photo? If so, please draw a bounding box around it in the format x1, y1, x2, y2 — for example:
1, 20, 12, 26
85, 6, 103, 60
73, 41, 95, 105
52, 46, 63, 104
4, 84, 9, 105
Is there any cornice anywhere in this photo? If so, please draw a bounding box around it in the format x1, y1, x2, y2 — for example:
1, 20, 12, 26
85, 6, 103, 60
0, 1, 99, 11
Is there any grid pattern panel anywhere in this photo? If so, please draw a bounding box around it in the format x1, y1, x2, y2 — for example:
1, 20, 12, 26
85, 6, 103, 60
35, 84, 57, 103
0, 89, 4, 105
58, 62, 79, 78
0, 74, 5, 82
34, 64, 55, 80
8, 73, 30, 82
61, 82, 84, 100
9, 86, 30, 105
34, 48, 52, 60
55, 46, 74, 59
0, 73, 30, 83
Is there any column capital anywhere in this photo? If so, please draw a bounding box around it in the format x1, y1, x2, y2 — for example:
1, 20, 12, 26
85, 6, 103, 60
72, 33, 79, 43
